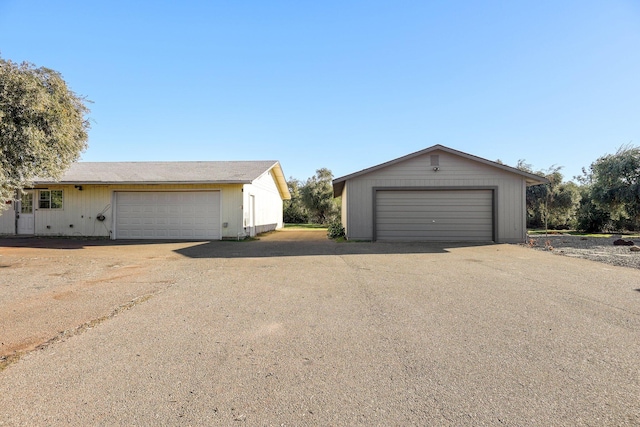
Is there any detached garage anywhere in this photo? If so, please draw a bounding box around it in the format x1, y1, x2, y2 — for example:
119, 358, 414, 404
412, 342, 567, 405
0, 161, 290, 240
333, 145, 547, 243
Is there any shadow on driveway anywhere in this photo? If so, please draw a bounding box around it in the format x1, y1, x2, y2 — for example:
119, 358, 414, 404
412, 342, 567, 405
0, 230, 495, 258
174, 230, 494, 258
0, 237, 187, 250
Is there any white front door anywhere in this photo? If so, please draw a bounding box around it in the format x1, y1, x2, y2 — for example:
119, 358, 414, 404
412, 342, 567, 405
17, 191, 35, 235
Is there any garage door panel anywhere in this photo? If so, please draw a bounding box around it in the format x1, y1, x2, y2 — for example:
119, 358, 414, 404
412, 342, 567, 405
378, 226, 493, 236
379, 202, 489, 209
116, 191, 221, 240
377, 211, 491, 220
378, 229, 492, 238
379, 223, 492, 231
378, 196, 492, 204
378, 211, 492, 219
376, 190, 493, 242
379, 192, 489, 200
381, 220, 492, 229
378, 201, 490, 208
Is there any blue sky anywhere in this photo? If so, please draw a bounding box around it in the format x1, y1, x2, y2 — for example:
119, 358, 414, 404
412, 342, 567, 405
1, 1, 639, 182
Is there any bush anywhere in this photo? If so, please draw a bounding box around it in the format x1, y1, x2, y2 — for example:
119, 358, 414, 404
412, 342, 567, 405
327, 221, 345, 239
283, 204, 308, 224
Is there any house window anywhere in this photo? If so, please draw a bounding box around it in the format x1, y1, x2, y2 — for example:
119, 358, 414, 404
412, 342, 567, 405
39, 190, 63, 209
20, 192, 33, 214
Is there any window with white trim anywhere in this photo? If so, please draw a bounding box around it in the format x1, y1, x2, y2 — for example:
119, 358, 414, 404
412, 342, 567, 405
20, 192, 33, 213
39, 190, 63, 209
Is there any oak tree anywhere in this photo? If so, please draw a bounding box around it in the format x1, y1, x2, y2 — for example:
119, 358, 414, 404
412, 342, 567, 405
589, 145, 640, 229
300, 168, 339, 224
283, 177, 309, 224
0, 57, 90, 208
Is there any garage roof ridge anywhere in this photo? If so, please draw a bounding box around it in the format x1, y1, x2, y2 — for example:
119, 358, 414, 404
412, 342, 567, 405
332, 144, 549, 197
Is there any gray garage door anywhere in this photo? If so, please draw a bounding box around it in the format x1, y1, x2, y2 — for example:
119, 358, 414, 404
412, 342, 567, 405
375, 189, 494, 242
115, 191, 221, 240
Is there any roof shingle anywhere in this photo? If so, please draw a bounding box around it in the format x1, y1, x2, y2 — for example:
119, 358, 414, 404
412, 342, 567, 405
36, 161, 280, 184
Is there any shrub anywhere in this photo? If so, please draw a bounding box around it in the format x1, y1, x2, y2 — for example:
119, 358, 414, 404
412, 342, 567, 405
283, 204, 308, 224
327, 221, 345, 239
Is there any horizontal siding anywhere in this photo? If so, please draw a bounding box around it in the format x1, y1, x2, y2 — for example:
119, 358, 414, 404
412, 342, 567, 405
0, 204, 16, 234
346, 150, 526, 242
361, 153, 512, 180
26, 184, 244, 239
32, 185, 113, 238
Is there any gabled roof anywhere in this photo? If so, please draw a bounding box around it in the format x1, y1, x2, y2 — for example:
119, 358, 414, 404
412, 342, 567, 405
333, 145, 549, 197
35, 161, 291, 199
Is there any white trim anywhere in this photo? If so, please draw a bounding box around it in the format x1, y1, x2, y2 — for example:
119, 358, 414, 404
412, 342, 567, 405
17, 190, 35, 235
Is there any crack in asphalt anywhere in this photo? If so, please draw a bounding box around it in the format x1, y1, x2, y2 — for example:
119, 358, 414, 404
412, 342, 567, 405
0, 286, 173, 372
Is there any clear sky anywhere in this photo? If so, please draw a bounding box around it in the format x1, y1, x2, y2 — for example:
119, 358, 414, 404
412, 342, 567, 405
1, 1, 639, 182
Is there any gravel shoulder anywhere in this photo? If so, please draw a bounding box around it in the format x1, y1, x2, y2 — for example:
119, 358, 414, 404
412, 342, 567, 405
524, 234, 640, 269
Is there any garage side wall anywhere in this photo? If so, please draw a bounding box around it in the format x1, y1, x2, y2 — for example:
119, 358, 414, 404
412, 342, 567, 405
243, 170, 284, 234
28, 184, 243, 239
345, 151, 526, 243
32, 185, 113, 237
0, 202, 16, 234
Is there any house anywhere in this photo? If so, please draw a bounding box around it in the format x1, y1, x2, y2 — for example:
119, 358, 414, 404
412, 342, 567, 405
0, 161, 290, 240
332, 145, 548, 243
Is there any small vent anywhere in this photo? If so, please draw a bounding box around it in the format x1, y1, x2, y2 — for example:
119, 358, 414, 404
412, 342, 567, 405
430, 155, 439, 166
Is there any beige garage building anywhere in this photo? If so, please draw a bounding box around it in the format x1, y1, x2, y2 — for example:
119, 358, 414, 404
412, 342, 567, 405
0, 161, 290, 240
333, 145, 547, 243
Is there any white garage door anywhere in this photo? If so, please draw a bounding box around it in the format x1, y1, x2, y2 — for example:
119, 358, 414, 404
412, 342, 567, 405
115, 191, 221, 240
375, 189, 494, 242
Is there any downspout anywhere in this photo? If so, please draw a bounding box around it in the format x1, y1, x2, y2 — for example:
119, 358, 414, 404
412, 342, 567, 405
523, 180, 528, 244
13, 189, 19, 235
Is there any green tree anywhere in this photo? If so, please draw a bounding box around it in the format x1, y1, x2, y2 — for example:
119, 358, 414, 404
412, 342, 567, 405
0, 57, 90, 208
589, 145, 640, 230
575, 184, 612, 232
283, 177, 308, 224
300, 168, 339, 224
518, 161, 581, 229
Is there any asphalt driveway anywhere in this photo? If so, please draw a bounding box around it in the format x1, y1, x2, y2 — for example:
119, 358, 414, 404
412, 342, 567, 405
1, 230, 639, 425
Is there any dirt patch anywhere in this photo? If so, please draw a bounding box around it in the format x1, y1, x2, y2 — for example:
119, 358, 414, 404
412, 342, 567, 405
0, 230, 331, 370
0, 238, 204, 368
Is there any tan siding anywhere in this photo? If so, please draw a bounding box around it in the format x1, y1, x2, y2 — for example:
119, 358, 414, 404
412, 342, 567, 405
29, 184, 244, 238
0, 203, 16, 234
345, 150, 527, 243
34, 185, 113, 237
